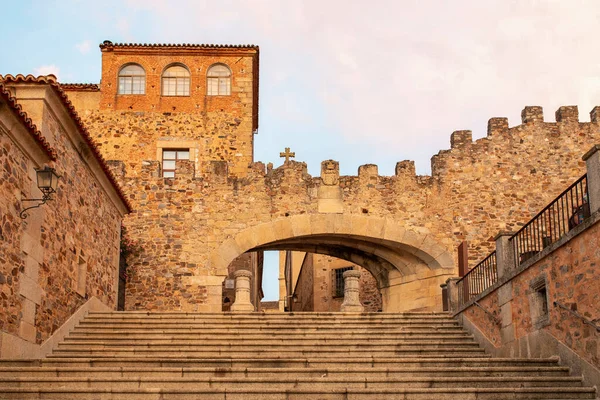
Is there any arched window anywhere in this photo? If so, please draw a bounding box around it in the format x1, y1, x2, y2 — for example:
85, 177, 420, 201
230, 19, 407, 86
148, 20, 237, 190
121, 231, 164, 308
162, 64, 190, 96
207, 64, 231, 96
118, 64, 145, 95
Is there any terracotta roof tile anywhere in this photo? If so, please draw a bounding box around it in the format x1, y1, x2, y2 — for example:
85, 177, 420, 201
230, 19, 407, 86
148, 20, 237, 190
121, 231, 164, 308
99, 40, 259, 50
0, 74, 132, 213
0, 83, 58, 161
60, 83, 100, 92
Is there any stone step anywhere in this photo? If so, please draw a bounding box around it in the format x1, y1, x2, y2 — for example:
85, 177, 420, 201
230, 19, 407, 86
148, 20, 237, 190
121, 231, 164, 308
64, 333, 474, 341
78, 319, 461, 326
48, 348, 488, 358
72, 325, 464, 332
0, 386, 595, 400
57, 340, 481, 348
0, 365, 573, 378
0, 375, 584, 389
86, 311, 453, 318
32, 356, 581, 370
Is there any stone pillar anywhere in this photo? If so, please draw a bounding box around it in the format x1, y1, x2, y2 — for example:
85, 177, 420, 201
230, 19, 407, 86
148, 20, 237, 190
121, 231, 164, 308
583, 144, 600, 214
445, 278, 460, 313
230, 270, 254, 312
495, 232, 516, 279
341, 270, 364, 312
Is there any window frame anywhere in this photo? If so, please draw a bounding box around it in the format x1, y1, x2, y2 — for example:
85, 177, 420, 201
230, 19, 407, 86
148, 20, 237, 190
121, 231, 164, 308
161, 148, 190, 178
117, 63, 146, 95
161, 64, 191, 97
207, 63, 232, 96
333, 266, 354, 298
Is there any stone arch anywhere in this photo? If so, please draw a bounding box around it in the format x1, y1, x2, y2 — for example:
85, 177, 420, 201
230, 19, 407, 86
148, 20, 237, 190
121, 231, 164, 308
209, 214, 454, 311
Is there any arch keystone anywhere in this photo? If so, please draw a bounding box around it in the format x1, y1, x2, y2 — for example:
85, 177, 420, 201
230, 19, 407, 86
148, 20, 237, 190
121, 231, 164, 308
290, 214, 311, 237
310, 214, 336, 234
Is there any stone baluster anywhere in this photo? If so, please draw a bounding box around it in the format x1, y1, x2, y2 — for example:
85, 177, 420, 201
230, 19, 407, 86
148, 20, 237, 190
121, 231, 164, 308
340, 270, 364, 312
230, 270, 254, 312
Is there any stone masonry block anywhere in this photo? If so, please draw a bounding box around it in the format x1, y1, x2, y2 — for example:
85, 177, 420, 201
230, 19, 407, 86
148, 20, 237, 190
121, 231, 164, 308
382, 221, 407, 243
270, 219, 293, 241
555, 106, 578, 123
21, 298, 36, 324
18, 321, 36, 343
450, 130, 472, 149
590, 106, 600, 123
497, 282, 513, 306
251, 223, 278, 246
332, 214, 353, 235
521, 106, 544, 124
349, 214, 370, 236
310, 214, 335, 235
234, 229, 260, 253
487, 117, 509, 136
218, 239, 243, 263
24, 257, 39, 280
500, 302, 513, 328
18, 273, 42, 305
290, 214, 311, 237
20, 233, 43, 263
395, 160, 415, 177
364, 217, 385, 239
318, 198, 344, 213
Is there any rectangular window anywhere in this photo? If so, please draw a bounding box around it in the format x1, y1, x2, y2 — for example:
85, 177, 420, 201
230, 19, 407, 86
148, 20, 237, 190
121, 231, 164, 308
334, 267, 354, 298
162, 77, 190, 96
162, 149, 190, 178
207, 77, 231, 96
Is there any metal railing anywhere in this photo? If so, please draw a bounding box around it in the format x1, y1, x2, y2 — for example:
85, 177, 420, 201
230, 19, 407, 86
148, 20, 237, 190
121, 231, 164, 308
554, 301, 600, 332
457, 251, 497, 308
510, 175, 589, 266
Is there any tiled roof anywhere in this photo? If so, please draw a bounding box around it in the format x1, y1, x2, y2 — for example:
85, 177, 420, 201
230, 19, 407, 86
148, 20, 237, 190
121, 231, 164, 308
99, 40, 259, 50
60, 83, 100, 91
0, 83, 57, 161
0, 74, 132, 213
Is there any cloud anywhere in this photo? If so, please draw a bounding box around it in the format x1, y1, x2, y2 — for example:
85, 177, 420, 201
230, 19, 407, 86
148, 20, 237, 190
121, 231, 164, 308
32, 65, 60, 80
118, 0, 600, 174
75, 40, 91, 54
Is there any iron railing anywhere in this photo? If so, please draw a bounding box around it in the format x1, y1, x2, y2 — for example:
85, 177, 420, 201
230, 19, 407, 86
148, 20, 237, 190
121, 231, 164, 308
457, 251, 497, 308
510, 175, 589, 266
554, 301, 600, 332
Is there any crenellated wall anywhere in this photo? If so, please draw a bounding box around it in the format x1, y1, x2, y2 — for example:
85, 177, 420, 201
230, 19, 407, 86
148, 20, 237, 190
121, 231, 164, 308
78, 103, 600, 312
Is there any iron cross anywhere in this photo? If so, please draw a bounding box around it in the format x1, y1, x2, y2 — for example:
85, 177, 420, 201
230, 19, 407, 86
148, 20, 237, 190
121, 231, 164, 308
279, 147, 295, 163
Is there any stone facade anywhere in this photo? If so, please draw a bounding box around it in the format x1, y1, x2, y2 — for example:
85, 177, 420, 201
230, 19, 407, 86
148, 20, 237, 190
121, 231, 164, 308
0, 76, 129, 356
55, 42, 600, 314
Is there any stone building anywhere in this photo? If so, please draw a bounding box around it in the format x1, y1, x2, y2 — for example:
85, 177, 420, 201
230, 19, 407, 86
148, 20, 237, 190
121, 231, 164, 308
280, 251, 382, 312
0, 75, 130, 357
51, 40, 600, 315
2, 40, 600, 326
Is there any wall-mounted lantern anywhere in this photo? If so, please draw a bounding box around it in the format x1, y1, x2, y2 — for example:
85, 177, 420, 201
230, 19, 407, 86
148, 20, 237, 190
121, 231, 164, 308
19, 166, 60, 219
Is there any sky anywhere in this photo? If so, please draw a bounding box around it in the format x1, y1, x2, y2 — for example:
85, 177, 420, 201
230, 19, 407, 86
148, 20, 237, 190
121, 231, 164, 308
3, 0, 600, 300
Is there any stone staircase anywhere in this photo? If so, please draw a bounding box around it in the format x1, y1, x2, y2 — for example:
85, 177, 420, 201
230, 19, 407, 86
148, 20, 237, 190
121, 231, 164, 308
0, 312, 596, 399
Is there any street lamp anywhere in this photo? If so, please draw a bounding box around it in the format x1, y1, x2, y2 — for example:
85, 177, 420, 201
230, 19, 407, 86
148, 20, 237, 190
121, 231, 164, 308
19, 166, 60, 219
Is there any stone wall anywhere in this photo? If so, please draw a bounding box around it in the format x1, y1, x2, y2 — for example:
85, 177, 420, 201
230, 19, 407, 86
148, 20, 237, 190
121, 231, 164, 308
293, 254, 313, 312
457, 211, 600, 385
0, 81, 126, 351
77, 101, 600, 313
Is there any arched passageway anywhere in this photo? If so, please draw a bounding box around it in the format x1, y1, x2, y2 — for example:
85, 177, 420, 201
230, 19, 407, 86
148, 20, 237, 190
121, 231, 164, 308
211, 214, 454, 312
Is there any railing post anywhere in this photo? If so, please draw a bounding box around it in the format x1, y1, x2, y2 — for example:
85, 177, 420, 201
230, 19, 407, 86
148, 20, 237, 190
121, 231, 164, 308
445, 277, 460, 313
230, 269, 254, 312
340, 270, 364, 312
583, 144, 600, 214
495, 232, 516, 279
